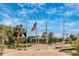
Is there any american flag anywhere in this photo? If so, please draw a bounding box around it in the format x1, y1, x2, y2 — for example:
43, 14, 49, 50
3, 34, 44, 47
31, 22, 36, 31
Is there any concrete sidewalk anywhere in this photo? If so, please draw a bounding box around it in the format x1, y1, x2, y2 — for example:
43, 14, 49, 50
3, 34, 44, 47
3, 44, 71, 56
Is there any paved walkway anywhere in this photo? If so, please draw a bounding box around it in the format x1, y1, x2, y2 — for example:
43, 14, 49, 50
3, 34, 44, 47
3, 44, 71, 56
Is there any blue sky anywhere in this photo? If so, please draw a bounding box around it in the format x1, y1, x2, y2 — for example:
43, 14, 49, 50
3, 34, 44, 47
0, 3, 79, 37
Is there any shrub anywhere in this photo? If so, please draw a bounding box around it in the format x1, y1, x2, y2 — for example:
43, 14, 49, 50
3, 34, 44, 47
18, 43, 32, 48
72, 41, 79, 55
5, 44, 15, 49
18, 37, 26, 43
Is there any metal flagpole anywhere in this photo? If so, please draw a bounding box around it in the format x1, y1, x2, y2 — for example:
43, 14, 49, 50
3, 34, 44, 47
63, 19, 65, 43
25, 16, 27, 50
46, 18, 48, 44
35, 18, 38, 50
45, 18, 48, 51
35, 10, 38, 50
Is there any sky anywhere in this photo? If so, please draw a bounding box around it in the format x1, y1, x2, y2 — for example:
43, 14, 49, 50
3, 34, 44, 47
0, 3, 79, 37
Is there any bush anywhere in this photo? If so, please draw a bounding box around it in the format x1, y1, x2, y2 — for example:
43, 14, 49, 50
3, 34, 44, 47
4, 36, 16, 45
18, 43, 32, 48
49, 38, 63, 43
72, 41, 79, 55
5, 44, 15, 49
18, 37, 26, 43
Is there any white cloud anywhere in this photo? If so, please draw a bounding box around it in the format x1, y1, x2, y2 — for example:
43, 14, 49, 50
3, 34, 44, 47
1, 19, 13, 26
0, 4, 15, 17
63, 20, 79, 34
65, 20, 79, 30
37, 32, 43, 36
13, 18, 21, 25
18, 3, 45, 15
37, 20, 45, 24
0, 17, 24, 27
67, 29, 79, 34
17, 3, 24, 8
46, 8, 57, 15
64, 10, 73, 16
64, 3, 79, 16
17, 3, 45, 8
19, 8, 26, 15
2, 13, 10, 18
60, 6, 64, 10
18, 8, 31, 17
65, 22, 75, 28
64, 3, 79, 9
54, 33, 62, 38
70, 29, 79, 32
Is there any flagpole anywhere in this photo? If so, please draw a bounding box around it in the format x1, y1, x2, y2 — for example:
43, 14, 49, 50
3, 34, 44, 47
45, 18, 48, 51
46, 18, 48, 44
35, 11, 38, 50
35, 19, 38, 50
63, 19, 65, 43
25, 15, 27, 50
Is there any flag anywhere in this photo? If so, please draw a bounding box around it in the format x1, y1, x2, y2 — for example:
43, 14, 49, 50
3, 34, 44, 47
31, 22, 36, 31
23, 32, 26, 37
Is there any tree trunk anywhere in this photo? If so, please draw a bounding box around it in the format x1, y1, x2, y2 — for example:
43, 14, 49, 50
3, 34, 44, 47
17, 34, 19, 48
15, 33, 19, 48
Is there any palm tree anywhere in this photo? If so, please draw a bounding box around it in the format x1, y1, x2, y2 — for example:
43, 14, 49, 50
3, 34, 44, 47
68, 34, 77, 42
13, 24, 25, 48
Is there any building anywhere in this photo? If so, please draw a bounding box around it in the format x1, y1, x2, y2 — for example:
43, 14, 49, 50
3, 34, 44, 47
29, 32, 49, 44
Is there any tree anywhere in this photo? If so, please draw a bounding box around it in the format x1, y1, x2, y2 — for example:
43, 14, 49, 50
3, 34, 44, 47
48, 32, 54, 44
0, 25, 8, 55
13, 24, 26, 47
72, 40, 79, 55
69, 34, 77, 41
71, 33, 79, 55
